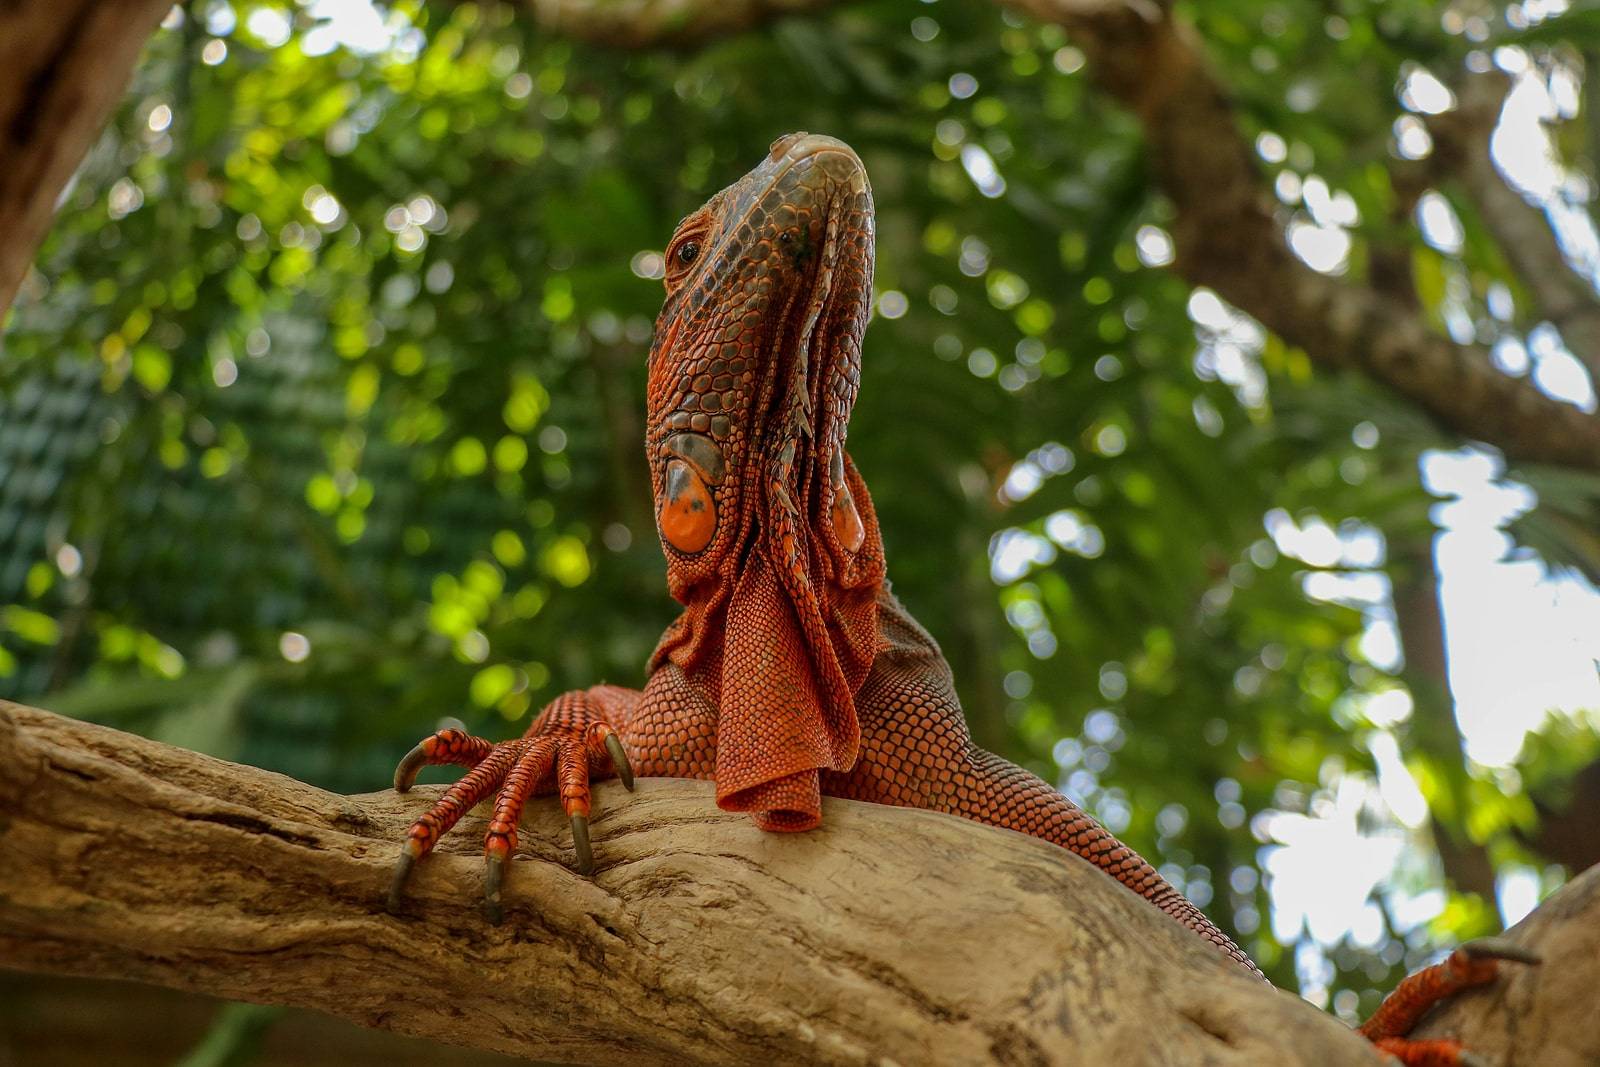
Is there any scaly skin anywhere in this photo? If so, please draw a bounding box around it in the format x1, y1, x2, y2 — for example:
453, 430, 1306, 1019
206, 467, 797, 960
390, 134, 1533, 1062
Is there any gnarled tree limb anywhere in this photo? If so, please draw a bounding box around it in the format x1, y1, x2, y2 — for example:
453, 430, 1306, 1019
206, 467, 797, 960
1002, 0, 1600, 472
2, 699, 1596, 1066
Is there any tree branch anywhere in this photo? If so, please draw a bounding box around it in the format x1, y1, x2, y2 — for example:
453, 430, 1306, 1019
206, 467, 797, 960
1428, 71, 1600, 381
998, 0, 1600, 472
517, 0, 841, 49
0, 0, 173, 318
1, 700, 1595, 1065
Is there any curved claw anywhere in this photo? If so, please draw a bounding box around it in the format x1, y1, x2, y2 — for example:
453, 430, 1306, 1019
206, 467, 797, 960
604, 733, 635, 791
387, 843, 419, 913
484, 853, 506, 925
393, 743, 429, 793
571, 813, 594, 875
1460, 937, 1541, 966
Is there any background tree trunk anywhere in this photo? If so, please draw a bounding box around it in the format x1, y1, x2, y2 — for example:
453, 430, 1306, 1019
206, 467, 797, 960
0, 0, 173, 316
1, 700, 1594, 1067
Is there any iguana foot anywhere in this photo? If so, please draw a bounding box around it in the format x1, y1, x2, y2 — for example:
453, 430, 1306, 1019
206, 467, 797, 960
385, 724, 634, 920
1360, 938, 1540, 1066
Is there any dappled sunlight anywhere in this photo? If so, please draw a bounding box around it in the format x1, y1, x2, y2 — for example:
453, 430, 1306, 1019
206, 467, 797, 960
1, 6, 1597, 1051
1426, 449, 1600, 766
1260, 777, 1406, 951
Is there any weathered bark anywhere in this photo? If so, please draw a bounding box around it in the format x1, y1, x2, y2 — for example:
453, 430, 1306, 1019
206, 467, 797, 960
1, 700, 1594, 1066
0, 0, 173, 316
1410, 867, 1600, 1066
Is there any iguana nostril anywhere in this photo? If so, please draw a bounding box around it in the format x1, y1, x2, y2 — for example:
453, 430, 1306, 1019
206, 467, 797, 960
664, 432, 727, 485
768, 132, 810, 161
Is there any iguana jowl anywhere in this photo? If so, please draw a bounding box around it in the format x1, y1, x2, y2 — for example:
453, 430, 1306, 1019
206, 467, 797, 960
388, 133, 1531, 1065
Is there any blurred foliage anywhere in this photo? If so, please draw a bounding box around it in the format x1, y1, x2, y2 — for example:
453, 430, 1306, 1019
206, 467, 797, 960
0, 0, 1596, 1040
173, 1004, 287, 1067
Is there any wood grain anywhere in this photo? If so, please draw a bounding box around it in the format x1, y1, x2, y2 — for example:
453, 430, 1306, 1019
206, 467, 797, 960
4, 699, 1588, 1066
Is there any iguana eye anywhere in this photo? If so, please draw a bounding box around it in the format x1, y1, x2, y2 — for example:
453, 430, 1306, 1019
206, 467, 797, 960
664, 222, 710, 294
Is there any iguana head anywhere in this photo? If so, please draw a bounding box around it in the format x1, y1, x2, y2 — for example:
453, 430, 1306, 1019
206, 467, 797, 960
645, 132, 876, 578
644, 133, 886, 828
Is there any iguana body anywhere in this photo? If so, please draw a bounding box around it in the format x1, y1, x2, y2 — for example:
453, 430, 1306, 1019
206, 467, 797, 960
390, 134, 1529, 1064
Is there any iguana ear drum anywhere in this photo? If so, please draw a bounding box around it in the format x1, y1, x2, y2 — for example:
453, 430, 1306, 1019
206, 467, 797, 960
659, 459, 716, 553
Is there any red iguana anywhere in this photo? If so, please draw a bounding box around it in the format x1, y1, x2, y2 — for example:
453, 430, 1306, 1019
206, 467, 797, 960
387, 132, 1534, 1065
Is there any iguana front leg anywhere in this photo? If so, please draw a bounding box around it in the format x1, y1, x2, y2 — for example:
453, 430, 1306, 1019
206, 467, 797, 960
386, 667, 721, 918
387, 685, 641, 919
